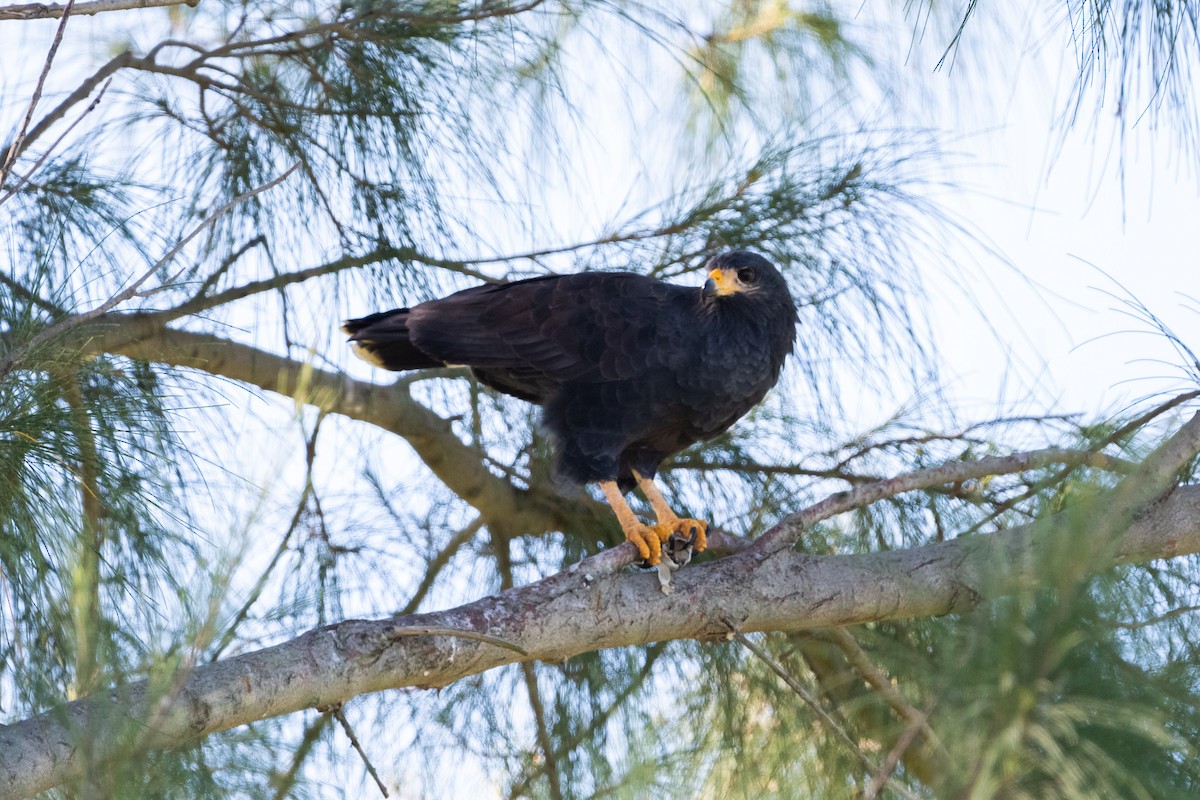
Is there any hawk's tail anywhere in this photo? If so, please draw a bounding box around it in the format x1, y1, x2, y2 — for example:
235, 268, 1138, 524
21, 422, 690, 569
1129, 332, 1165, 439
342, 308, 444, 371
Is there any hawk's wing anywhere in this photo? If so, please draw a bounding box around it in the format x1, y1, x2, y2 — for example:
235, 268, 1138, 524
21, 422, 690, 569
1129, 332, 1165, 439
406, 272, 686, 399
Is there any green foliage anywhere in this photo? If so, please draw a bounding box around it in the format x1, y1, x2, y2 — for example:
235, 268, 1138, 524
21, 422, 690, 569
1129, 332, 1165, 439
681, 1, 866, 137
923, 572, 1200, 799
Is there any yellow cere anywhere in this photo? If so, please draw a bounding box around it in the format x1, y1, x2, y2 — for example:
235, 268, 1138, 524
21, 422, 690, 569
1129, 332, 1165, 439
707, 268, 742, 296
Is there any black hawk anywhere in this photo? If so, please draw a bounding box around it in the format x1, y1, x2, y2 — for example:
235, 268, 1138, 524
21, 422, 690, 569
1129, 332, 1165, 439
343, 250, 797, 565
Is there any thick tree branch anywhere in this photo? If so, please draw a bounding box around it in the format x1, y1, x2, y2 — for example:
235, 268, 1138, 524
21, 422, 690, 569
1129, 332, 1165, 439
86, 318, 572, 536
752, 412, 1200, 554
3, 482, 1200, 797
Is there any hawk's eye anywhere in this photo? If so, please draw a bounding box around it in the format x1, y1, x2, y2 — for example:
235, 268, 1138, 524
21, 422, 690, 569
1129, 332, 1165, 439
737, 267, 756, 283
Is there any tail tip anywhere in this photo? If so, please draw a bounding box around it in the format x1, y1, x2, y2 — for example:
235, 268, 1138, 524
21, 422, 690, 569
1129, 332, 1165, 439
349, 342, 389, 368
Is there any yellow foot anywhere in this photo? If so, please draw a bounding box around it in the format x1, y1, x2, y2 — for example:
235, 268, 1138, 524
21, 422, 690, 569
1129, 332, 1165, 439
625, 519, 708, 566
625, 524, 666, 566
651, 518, 708, 555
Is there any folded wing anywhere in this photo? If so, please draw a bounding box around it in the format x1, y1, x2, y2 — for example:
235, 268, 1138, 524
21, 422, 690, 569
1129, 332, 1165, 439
345, 272, 678, 402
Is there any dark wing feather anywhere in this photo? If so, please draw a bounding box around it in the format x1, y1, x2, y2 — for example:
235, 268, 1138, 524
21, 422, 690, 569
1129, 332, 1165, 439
406, 272, 675, 400
342, 308, 444, 370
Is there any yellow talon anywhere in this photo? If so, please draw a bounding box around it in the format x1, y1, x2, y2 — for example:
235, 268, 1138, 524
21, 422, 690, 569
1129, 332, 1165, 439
653, 518, 707, 554
625, 524, 663, 565
599, 478, 708, 567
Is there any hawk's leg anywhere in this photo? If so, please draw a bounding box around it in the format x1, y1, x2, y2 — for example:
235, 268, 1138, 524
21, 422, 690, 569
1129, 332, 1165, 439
600, 480, 667, 565
633, 471, 708, 554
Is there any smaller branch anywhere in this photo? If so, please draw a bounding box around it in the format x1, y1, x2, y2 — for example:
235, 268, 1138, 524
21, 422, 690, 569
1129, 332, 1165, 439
0, 0, 194, 20
1110, 603, 1200, 631
864, 705, 932, 800
0, 272, 64, 316
0, 77, 110, 210
705, 525, 752, 555
184, 234, 266, 304
0, 163, 298, 379
961, 391, 1200, 537
11, 52, 132, 157
0, 0, 74, 182
270, 712, 333, 800
1108, 391, 1200, 444
330, 705, 389, 798
210, 413, 324, 662
752, 447, 1134, 555
519, 662, 565, 800
398, 517, 483, 616
136, 164, 300, 300
143, 36, 205, 60
822, 627, 946, 757
834, 434, 984, 472
735, 633, 922, 800
670, 456, 876, 484
824, 413, 1078, 469
159, 247, 394, 323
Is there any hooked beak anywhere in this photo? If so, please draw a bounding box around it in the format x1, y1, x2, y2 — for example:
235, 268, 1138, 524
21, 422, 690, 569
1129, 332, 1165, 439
702, 268, 736, 298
